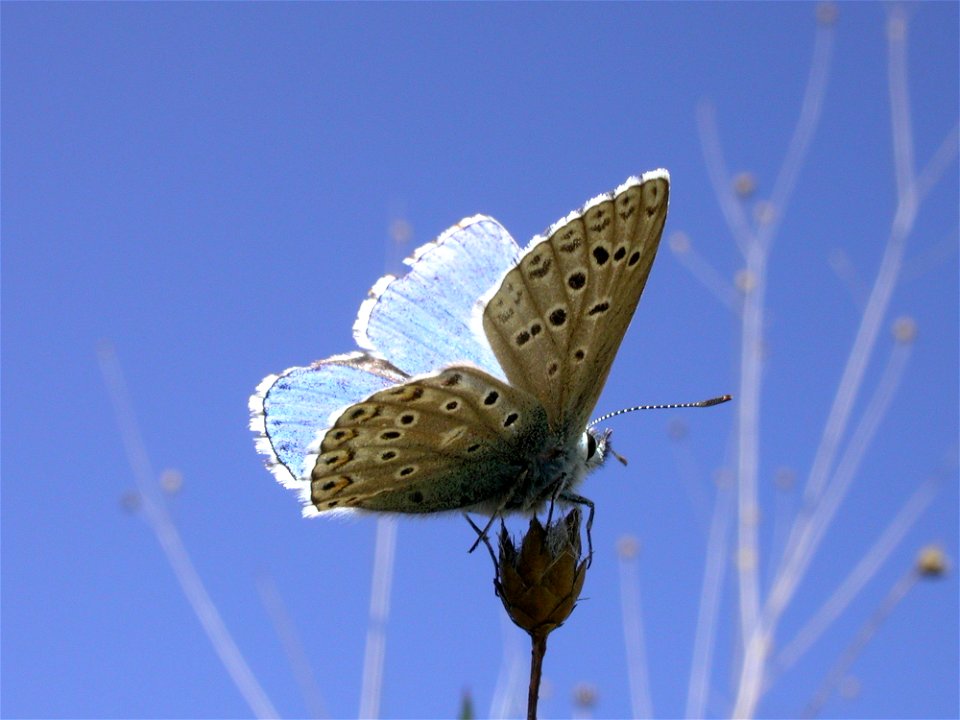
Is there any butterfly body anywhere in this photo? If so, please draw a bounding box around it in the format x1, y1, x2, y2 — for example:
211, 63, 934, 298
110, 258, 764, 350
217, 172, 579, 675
251, 170, 669, 519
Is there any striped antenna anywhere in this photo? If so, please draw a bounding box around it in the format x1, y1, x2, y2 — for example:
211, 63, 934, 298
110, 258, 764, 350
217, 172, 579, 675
588, 394, 732, 428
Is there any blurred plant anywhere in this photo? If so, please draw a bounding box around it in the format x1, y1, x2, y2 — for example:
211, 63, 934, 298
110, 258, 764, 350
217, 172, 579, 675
102, 5, 956, 718
100, 342, 281, 719
664, 3, 958, 717
458, 688, 475, 720
801, 545, 948, 718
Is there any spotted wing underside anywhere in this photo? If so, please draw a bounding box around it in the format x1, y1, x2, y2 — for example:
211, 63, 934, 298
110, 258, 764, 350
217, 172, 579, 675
307, 366, 548, 515
481, 170, 670, 435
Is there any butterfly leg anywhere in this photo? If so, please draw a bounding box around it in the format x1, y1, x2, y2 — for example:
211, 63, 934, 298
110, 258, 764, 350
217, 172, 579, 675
544, 470, 572, 527
545, 493, 557, 527
464, 514, 498, 566
557, 491, 595, 566
465, 489, 514, 555
466, 512, 498, 555
466, 466, 538, 555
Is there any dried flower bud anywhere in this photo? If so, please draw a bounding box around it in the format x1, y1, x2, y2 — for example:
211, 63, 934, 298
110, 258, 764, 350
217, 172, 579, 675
495, 509, 588, 637
916, 545, 948, 578
573, 681, 598, 709
816, 2, 838, 27
891, 316, 917, 344
668, 231, 690, 254
732, 171, 757, 199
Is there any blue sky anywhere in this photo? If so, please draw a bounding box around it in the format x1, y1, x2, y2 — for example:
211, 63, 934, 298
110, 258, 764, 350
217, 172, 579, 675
3, 3, 957, 719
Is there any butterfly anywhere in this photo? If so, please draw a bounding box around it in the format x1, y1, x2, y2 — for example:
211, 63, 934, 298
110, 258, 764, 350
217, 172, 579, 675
250, 170, 671, 525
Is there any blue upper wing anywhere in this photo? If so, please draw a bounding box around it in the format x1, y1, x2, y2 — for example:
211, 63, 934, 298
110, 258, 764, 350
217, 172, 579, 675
249, 353, 406, 503
251, 215, 521, 511
353, 215, 520, 379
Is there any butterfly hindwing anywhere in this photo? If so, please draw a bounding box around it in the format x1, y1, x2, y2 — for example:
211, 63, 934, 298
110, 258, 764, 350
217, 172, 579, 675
249, 353, 408, 499
307, 366, 549, 514
481, 170, 669, 434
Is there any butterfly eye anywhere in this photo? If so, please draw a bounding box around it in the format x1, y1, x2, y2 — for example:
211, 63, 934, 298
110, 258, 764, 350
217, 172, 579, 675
586, 432, 598, 460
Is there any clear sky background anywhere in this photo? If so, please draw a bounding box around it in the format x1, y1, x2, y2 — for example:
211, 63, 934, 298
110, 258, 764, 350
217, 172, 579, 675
3, 3, 957, 719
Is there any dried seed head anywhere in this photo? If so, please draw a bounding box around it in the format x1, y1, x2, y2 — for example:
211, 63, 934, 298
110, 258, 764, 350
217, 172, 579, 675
774, 466, 796, 491
160, 468, 183, 494
891, 316, 917, 344
816, 2, 838, 27
735, 269, 757, 293
668, 418, 689, 441
616, 535, 640, 560
573, 682, 598, 709
119, 491, 141, 514
733, 171, 757, 198
668, 231, 690, 254
495, 509, 588, 637
916, 545, 948, 578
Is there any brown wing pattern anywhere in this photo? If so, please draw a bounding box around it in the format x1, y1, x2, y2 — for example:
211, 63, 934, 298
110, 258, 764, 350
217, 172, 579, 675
308, 366, 548, 514
481, 171, 669, 435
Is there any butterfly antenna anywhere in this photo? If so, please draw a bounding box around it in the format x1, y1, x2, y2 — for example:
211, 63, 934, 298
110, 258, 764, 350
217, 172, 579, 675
587, 394, 732, 428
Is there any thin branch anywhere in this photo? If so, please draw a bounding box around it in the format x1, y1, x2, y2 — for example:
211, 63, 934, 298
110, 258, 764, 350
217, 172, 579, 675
752, 325, 912, 718
765, 469, 799, 594
618, 539, 654, 719
490, 613, 527, 720
827, 248, 869, 309
732, 241, 767, 662
356, 220, 410, 720
256, 573, 328, 719
685, 478, 735, 719
801, 566, 920, 718
915, 123, 959, 204
698, 98, 766, 672
777, 334, 914, 615
98, 342, 278, 719
902, 228, 959, 285
774, 472, 941, 680
887, 5, 916, 208
358, 516, 398, 720
669, 231, 742, 313
728, 14, 836, 717
667, 420, 715, 534
756, 20, 835, 252
736, 9, 956, 713
697, 100, 756, 255
795, 7, 918, 515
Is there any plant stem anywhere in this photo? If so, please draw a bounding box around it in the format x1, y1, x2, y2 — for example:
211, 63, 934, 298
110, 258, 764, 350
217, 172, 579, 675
527, 631, 548, 720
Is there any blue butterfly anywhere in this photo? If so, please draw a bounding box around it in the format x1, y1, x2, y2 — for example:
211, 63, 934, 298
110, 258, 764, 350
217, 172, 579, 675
250, 170, 670, 522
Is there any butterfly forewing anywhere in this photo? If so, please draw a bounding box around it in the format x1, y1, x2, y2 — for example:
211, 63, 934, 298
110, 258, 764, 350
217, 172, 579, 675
481, 171, 669, 434
309, 366, 549, 513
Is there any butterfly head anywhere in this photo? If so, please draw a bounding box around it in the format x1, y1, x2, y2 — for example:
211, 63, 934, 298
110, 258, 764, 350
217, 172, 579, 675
584, 427, 627, 470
